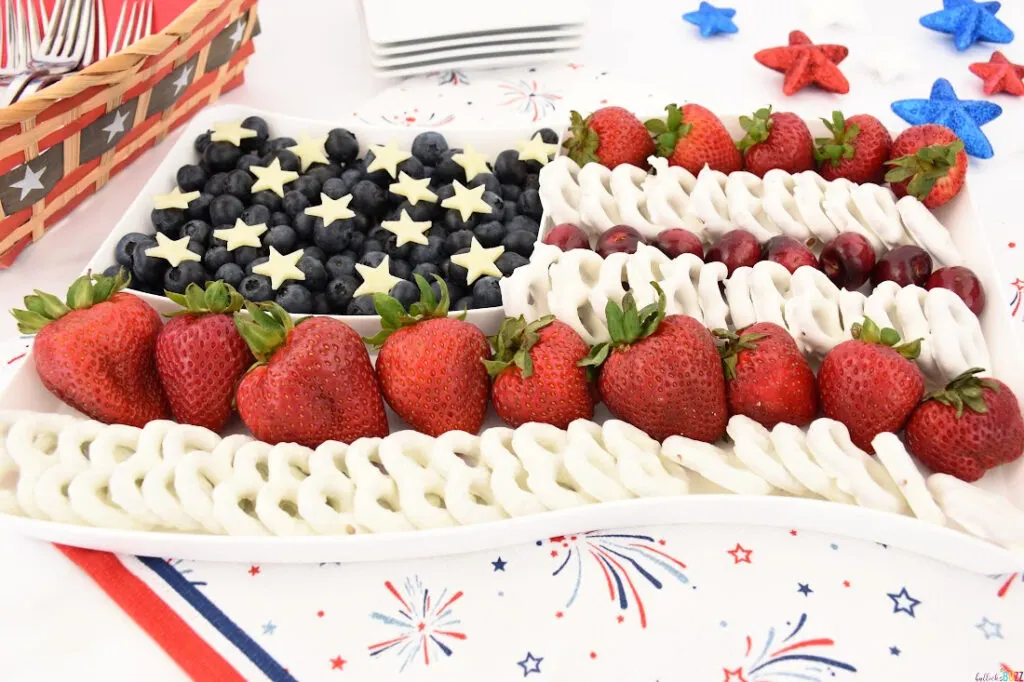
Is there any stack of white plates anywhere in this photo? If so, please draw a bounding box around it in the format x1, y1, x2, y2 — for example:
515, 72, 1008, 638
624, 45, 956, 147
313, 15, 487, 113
361, 0, 587, 79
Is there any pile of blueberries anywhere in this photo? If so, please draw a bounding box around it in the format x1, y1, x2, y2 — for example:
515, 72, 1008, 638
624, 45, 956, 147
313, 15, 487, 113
108, 116, 551, 314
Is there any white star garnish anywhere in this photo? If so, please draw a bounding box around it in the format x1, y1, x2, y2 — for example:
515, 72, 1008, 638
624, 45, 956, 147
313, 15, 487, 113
213, 219, 268, 250
252, 247, 306, 290
11, 164, 46, 201
210, 120, 258, 147
102, 109, 130, 144
250, 158, 299, 197
171, 64, 193, 96
451, 144, 490, 182
228, 19, 246, 49
802, 0, 867, 30
450, 237, 503, 285
381, 209, 431, 247
366, 140, 412, 179
441, 181, 493, 222
388, 171, 437, 205
354, 255, 401, 298
515, 134, 559, 165
287, 132, 330, 172
305, 193, 355, 226
153, 186, 200, 210
145, 232, 201, 267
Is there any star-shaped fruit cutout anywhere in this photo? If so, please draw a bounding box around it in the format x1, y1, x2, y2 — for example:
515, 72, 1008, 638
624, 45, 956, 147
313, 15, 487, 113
969, 51, 1024, 96
210, 120, 258, 146
145, 232, 201, 267
305, 193, 355, 226
153, 186, 200, 210
381, 209, 431, 247
682, 2, 738, 38
354, 255, 401, 297
251, 158, 299, 197
441, 180, 493, 222
287, 132, 330, 171
920, 0, 1014, 52
754, 30, 849, 96
450, 237, 503, 285
515, 133, 560, 164
891, 77, 1002, 158
252, 247, 306, 290
452, 144, 490, 182
214, 219, 268, 250
389, 171, 437, 205
366, 140, 411, 179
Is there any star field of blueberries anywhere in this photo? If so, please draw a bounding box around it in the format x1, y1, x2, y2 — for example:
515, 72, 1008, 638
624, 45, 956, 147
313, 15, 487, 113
108, 115, 553, 315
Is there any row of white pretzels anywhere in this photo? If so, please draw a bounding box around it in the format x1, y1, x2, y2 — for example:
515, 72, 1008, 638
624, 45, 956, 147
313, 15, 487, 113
538, 156, 962, 266
500, 242, 988, 384
1, 410, 1020, 550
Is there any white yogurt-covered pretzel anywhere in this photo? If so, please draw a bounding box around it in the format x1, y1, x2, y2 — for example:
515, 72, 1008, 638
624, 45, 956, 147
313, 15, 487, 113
727, 416, 808, 496
67, 424, 144, 530
513, 422, 594, 509
379, 431, 456, 529
430, 430, 507, 525
768, 422, 854, 503
896, 196, 963, 267
563, 419, 634, 502
805, 419, 906, 514
177, 434, 251, 534
6, 412, 74, 519
872, 433, 945, 526
0, 411, 35, 516
211, 440, 274, 536
662, 436, 773, 495
345, 437, 414, 533
297, 440, 364, 535
547, 249, 609, 345
928, 474, 1024, 551
537, 156, 582, 227
108, 420, 177, 528
925, 286, 990, 379
602, 420, 688, 497
34, 419, 105, 524
256, 442, 314, 536
141, 424, 221, 532
479, 427, 548, 517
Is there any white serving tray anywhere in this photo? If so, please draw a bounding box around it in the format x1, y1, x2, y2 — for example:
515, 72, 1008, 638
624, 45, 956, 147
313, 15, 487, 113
371, 50, 581, 80
369, 26, 584, 57
369, 36, 584, 69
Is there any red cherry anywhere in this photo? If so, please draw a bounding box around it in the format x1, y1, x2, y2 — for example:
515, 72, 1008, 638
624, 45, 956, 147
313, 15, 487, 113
596, 225, 647, 258
872, 245, 932, 288
706, 230, 761, 276
655, 229, 704, 260
820, 233, 876, 290
543, 223, 590, 251
926, 266, 986, 315
764, 235, 818, 274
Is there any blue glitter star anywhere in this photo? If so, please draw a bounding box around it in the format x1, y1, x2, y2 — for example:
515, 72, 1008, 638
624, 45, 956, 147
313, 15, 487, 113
920, 0, 1014, 51
518, 652, 543, 677
890, 646, 901, 656
891, 78, 1002, 158
492, 557, 507, 571
682, 2, 738, 38
887, 587, 922, 617
797, 583, 814, 596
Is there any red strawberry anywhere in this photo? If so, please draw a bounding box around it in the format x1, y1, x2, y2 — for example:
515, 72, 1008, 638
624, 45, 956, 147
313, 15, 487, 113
564, 106, 656, 170
487, 316, 594, 429
737, 107, 814, 177
368, 276, 491, 437
155, 282, 253, 432
817, 317, 925, 453
716, 322, 818, 428
884, 124, 967, 208
645, 103, 742, 175
905, 368, 1024, 482
234, 303, 388, 446
815, 111, 893, 184
10, 271, 170, 427
581, 286, 727, 442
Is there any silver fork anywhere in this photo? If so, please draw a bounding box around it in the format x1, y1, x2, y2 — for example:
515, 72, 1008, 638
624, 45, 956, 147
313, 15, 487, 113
110, 0, 151, 54
0, 0, 44, 83
3, 0, 94, 105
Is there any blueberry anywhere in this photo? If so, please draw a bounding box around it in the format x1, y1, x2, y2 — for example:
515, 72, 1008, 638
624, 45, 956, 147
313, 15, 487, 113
291, 175, 321, 202
275, 283, 314, 313
239, 204, 271, 227
307, 164, 341, 186
350, 180, 387, 218
443, 209, 479, 233
422, 165, 435, 178
503, 203, 519, 223
507, 215, 540, 236
203, 141, 242, 173
293, 213, 315, 242
215, 263, 245, 289
312, 293, 332, 315
114, 232, 151, 267
496, 251, 529, 277
535, 128, 558, 144
209, 195, 245, 226
453, 295, 473, 311
264, 225, 298, 253
390, 198, 438, 223
384, 235, 411, 261
240, 116, 270, 151
390, 279, 420, 309
468, 172, 501, 196
250, 190, 282, 212
359, 153, 393, 187
326, 254, 358, 280
194, 131, 212, 154
203, 246, 232, 272
409, 236, 445, 266
322, 177, 348, 200
313, 218, 355, 254
472, 275, 503, 308
500, 183, 521, 202
524, 174, 540, 191
389, 258, 412, 281
233, 245, 266, 268
325, 128, 359, 164
482, 191, 504, 216
269, 211, 291, 227
412, 262, 441, 281
181, 219, 212, 246
339, 168, 363, 192
131, 237, 168, 287
426, 223, 448, 242
225, 170, 254, 200
176, 164, 208, 193
474, 220, 506, 248
204, 172, 229, 196
433, 149, 466, 186
326, 276, 359, 312
445, 229, 474, 255
186, 193, 214, 221
434, 183, 456, 203
502, 229, 535, 258
164, 261, 209, 295
359, 250, 386, 269
151, 208, 185, 237
303, 246, 326, 263
263, 149, 301, 174
297, 256, 328, 292
186, 239, 206, 260
446, 250, 470, 286
103, 265, 128, 280
348, 231, 366, 255
442, 278, 466, 303
493, 149, 528, 186
282, 190, 311, 218
396, 155, 426, 180
239, 274, 274, 302
266, 136, 297, 153
346, 294, 378, 315
516, 189, 543, 222
368, 226, 391, 244
411, 131, 448, 166
236, 154, 262, 173
245, 256, 269, 276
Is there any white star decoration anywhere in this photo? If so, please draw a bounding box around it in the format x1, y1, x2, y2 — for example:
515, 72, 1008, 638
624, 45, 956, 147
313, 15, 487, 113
213, 219, 267, 250
11, 164, 46, 201
145, 232, 201, 267
381, 209, 431, 247
102, 109, 130, 144
305, 193, 355, 226
450, 237, 503, 285
152, 186, 200, 210
210, 120, 258, 147
441, 181, 492, 222
366, 140, 412, 179
253, 247, 306, 290
802, 0, 868, 30
388, 172, 437, 205
354, 255, 401, 297
171, 64, 193, 96
452, 144, 490, 182
287, 132, 330, 172
515, 134, 559, 165
251, 158, 299, 197
975, 617, 1003, 640
228, 20, 246, 49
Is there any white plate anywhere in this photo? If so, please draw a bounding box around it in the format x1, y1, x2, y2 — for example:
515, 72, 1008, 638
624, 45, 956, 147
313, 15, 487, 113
369, 26, 585, 57
371, 50, 582, 80
370, 37, 584, 69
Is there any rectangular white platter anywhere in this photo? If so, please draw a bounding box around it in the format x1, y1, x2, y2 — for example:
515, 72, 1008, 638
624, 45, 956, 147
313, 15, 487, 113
2, 105, 1023, 573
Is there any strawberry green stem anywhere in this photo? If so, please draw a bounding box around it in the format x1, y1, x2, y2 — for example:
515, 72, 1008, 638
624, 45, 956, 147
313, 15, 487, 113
645, 104, 693, 159
10, 269, 129, 334
923, 367, 999, 418
165, 281, 245, 317
483, 315, 555, 378
813, 110, 860, 168
850, 316, 922, 359
364, 274, 461, 348
883, 140, 965, 200
579, 282, 667, 369
712, 329, 769, 380
737, 106, 774, 152
233, 302, 295, 364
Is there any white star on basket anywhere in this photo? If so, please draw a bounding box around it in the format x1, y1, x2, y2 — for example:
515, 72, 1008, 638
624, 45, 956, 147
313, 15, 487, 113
102, 109, 130, 144
252, 247, 306, 290
171, 64, 193, 96
213, 219, 267, 251
288, 132, 330, 172
145, 232, 201, 268
515, 134, 559, 165
11, 164, 46, 201
354, 255, 401, 298
450, 237, 503, 285
452, 144, 490, 182
251, 158, 299, 197
388, 172, 437, 205
802, 0, 868, 30
366, 140, 411, 179
441, 181, 493, 222
381, 210, 431, 247
210, 120, 258, 147
153, 186, 200, 210
228, 20, 246, 49
305, 193, 356, 227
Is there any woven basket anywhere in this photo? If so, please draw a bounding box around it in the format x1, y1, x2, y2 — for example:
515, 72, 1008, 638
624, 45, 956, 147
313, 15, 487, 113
0, 0, 260, 268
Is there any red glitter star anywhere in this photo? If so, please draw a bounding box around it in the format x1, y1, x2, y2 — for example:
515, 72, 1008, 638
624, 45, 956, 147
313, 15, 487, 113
789, 529, 798, 536
330, 656, 346, 670
969, 51, 1024, 96
754, 31, 849, 96
727, 543, 753, 564
248, 565, 260, 576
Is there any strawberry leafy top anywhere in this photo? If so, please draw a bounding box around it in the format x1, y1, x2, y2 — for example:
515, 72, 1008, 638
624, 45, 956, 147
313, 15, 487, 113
850, 317, 922, 359
364, 274, 463, 348
233, 301, 295, 364
165, 281, 245, 318
712, 328, 770, 380
482, 315, 554, 378
737, 106, 774, 152
924, 367, 1000, 418
883, 140, 965, 200
645, 104, 692, 158
579, 283, 667, 369
563, 110, 602, 166
814, 110, 860, 168
11, 268, 130, 334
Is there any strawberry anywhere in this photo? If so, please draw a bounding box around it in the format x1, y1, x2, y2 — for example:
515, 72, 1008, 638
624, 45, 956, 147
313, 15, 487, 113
486, 316, 594, 429
715, 322, 818, 428
737, 107, 814, 177
817, 317, 925, 453
645, 103, 742, 175
580, 285, 727, 442
367, 276, 492, 437
905, 368, 1024, 482
10, 270, 170, 427
564, 106, 656, 170
814, 111, 893, 184
234, 303, 388, 446
884, 124, 967, 209
155, 282, 253, 432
